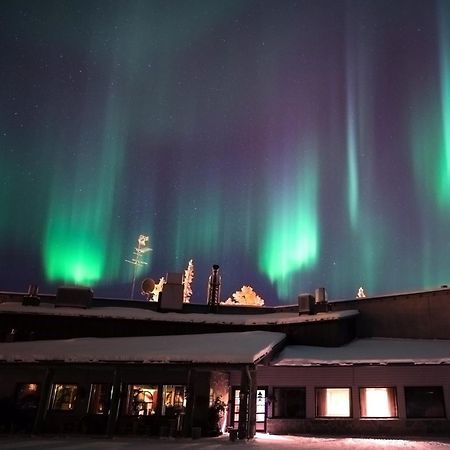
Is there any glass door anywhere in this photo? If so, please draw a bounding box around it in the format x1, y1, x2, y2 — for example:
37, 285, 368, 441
255, 388, 266, 431
232, 387, 267, 432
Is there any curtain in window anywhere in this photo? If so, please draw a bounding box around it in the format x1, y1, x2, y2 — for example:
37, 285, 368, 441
360, 387, 397, 418
316, 388, 350, 417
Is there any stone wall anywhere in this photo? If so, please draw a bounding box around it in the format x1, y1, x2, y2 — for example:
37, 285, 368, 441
267, 418, 450, 437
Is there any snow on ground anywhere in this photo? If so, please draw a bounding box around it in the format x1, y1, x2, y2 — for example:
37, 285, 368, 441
0, 434, 449, 450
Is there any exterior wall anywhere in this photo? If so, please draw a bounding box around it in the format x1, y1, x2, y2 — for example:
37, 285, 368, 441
0, 363, 239, 438
265, 417, 449, 436
256, 365, 450, 436
209, 370, 229, 433
0, 308, 356, 346
0, 366, 48, 398
330, 288, 450, 339
0, 364, 196, 436
0, 366, 48, 433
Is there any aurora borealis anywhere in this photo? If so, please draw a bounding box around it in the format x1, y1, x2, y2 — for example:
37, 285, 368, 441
2, 0, 450, 304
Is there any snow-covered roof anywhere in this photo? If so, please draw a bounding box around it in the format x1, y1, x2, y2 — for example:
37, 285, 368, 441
271, 338, 450, 366
0, 302, 358, 325
0, 331, 286, 365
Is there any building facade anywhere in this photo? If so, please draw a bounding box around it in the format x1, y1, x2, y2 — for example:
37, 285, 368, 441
0, 287, 449, 438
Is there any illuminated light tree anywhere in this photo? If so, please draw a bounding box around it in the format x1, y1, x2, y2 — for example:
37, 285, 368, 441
183, 259, 194, 303
151, 277, 166, 301
223, 285, 264, 306
356, 286, 366, 298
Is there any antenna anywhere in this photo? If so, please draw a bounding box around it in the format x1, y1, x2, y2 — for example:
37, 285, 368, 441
125, 234, 152, 299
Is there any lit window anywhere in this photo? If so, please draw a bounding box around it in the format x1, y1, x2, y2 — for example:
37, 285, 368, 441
360, 387, 398, 418
50, 384, 78, 411
88, 384, 111, 414
233, 388, 267, 427
161, 385, 186, 415
234, 389, 241, 424
405, 386, 445, 418
273, 387, 306, 418
15, 383, 40, 410
126, 384, 158, 416
256, 389, 266, 423
316, 388, 351, 417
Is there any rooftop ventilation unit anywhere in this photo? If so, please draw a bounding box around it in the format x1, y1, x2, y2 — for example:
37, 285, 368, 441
55, 286, 93, 309
298, 293, 315, 315
158, 273, 183, 311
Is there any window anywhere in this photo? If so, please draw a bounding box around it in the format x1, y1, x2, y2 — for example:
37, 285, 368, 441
316, 388, 351, 418
161, 385, 186, 415
405, 386, 446, 418
50, 384, 78, 411
126, 384, 158, 416
233, 388, 267, 429
273, 387, 306, 418
15, 383, 40, 410
360, 387, 398, 418
233, 389, 241, 424
256, 389, 266, 425
88, 384, 111, 414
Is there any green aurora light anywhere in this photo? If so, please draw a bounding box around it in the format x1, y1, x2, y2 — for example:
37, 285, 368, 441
437, 0, 450, 209
3, 0, 450, 303
43, 92, 126, 286
259, 144, 319, 298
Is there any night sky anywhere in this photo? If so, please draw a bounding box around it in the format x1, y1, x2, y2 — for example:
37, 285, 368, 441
2, 0, 450, 305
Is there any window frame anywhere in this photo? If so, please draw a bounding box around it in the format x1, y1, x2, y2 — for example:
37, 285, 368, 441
161, 384, 186, 416
272, 387, 306, 419
359, 387, 398, 418
404, 386, 446, 419
14, 383, 40, 411
315, 387, 352, 418
49, 383, 79, 411
124, 384, 159, 416
87, 383, 112, 415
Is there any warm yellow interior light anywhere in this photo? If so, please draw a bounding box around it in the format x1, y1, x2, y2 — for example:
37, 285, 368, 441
365, 388, 391, 417
326, 388, 350, 417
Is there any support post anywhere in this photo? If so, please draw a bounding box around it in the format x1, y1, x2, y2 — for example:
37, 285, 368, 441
247, 367, 257, 439
32, 367, 53, 434
237, 365, 257, 439
183, 369, 195, 437
106, 368, 122, 437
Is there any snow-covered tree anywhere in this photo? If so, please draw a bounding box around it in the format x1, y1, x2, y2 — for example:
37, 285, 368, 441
222, 285, 264, 306
356, 286, 366, 299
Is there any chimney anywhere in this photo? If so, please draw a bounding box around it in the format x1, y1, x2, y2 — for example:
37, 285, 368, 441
22, 284, 40, 306
314, 287, 329, 313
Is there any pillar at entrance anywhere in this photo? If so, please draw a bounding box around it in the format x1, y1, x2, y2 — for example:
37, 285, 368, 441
237, 365, 257, 439
32, 367, 54, 434
106, 369, 122, 437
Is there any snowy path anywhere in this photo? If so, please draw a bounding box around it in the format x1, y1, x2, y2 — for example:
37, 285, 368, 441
0, 434, 449, 450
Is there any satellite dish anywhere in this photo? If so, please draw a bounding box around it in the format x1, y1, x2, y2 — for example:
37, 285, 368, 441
141, 278, 155, 295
